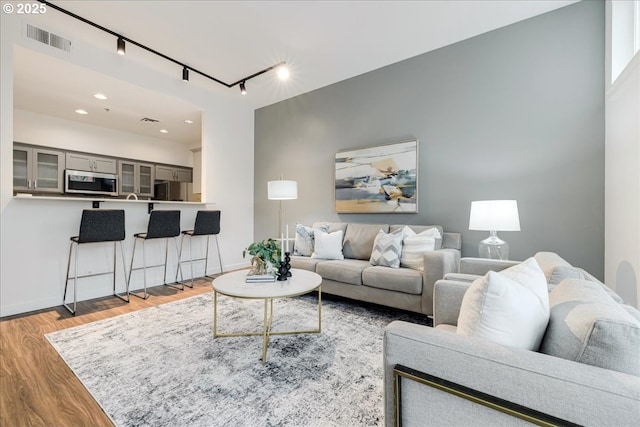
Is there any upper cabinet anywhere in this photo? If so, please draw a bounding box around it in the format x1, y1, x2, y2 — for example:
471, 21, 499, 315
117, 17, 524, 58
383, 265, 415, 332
66, 153, 117, 174
13, 144, 64, 193
119, 160, 154, 197
155, 165, 192, 183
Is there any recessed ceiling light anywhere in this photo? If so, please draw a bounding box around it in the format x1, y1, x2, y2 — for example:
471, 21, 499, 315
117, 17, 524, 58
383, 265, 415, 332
75, 109, 88, 115
184, 119, 194, 124
160, 129, 169, 133
277, 65, 290, 81
93, 93, 108, 100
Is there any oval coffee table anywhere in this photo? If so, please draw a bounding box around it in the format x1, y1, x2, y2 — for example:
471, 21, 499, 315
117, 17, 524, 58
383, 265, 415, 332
211, 268, 322, 364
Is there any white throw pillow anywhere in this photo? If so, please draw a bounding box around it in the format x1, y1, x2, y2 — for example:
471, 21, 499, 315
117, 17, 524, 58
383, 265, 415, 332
311, 230, 344, 260
293, 223, 329, 257
456, 257, 550, 351
400, 226, 441, 270
369, 229, 403, 268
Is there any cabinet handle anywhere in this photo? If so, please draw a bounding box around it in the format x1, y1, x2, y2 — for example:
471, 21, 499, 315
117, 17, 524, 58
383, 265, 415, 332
34, 180, 37, 189
27, 180, 31, 189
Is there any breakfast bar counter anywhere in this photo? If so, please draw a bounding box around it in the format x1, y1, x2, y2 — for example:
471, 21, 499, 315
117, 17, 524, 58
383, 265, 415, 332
2, 195, 216, 316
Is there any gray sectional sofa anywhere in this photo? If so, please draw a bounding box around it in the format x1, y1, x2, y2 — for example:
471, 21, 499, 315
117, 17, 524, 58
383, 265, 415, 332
383, 252, 640, 426
290, 222, 461, 316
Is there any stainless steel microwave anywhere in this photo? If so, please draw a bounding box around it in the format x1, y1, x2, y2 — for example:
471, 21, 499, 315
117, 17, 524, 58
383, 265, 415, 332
65, 170, 118, 196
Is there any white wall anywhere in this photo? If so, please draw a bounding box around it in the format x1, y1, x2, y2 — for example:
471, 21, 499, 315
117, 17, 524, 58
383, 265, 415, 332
14, 109, 194, 167
605, 1, 640, 308
1, 12, 254, 316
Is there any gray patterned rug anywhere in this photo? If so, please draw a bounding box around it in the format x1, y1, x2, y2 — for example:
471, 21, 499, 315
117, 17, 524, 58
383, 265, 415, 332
46, 292, 429, 426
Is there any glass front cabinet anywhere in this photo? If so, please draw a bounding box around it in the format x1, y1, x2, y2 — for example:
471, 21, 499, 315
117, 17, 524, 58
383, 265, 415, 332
13, 144, 64, 193
118, 160, 154, 197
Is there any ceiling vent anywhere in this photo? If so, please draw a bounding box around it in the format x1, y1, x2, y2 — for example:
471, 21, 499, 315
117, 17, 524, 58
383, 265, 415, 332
140, 117, 160, 123
25, 24, 72, 53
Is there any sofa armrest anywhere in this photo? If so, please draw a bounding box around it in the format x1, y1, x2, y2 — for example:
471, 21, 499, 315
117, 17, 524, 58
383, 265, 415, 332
458, 257, 519, 275
383, 321, 640, 427
421, 249, 460, 316
433, 280, 472, 327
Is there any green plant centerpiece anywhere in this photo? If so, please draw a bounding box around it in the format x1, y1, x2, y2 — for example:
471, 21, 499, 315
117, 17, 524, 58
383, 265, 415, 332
243, 238, 282, 275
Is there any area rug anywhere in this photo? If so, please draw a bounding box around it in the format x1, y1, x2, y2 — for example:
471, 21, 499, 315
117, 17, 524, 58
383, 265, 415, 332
46, 292, 429, 426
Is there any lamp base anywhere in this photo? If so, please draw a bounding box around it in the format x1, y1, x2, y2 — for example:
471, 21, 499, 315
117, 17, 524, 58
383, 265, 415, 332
478, 231, 509, 260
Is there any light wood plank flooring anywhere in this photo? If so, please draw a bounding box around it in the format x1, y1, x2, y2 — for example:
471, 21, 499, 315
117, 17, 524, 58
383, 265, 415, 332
0, 278, 214, 427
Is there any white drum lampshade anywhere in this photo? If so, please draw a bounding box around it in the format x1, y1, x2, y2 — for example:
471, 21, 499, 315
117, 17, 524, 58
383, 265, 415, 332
469, 200, 520, 260
268, 180, 297, 200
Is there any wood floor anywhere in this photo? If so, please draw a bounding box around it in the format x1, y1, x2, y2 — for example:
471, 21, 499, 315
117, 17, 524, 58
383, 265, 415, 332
0, 278, 215, 427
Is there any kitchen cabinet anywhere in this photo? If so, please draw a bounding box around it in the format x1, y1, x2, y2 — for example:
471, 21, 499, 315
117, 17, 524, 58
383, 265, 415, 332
155, 165, 192, 183
66, 153, 117, 174
13, 145, 65, 193
119, 160, 154, 197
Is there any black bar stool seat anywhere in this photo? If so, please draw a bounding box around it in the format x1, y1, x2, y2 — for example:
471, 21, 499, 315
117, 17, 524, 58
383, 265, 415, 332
177, 210, 223, 287
128, 210, 181, 299
63, 209, 128, 315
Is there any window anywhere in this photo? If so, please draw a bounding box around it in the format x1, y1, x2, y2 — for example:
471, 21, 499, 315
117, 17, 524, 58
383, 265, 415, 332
611, 0, 640, 83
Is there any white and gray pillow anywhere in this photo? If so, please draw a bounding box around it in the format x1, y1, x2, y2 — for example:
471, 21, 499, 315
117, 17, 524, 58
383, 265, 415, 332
369, 228, 403, 268
294, 223, 329, 256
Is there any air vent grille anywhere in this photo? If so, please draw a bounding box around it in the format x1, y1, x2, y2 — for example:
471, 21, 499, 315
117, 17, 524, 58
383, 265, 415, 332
140, 118, 160, 123
25, 24, 72, 53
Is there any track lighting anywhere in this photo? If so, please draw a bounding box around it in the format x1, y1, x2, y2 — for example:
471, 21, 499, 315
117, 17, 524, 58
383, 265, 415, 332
41, 0, 288, 92
117, 37, 125, 55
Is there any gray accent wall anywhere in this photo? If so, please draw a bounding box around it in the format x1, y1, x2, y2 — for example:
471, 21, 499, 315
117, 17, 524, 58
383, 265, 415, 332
255, 1, 605, 278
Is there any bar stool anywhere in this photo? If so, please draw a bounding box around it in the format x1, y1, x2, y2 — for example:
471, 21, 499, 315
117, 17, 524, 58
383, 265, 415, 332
63, 209, 128, 315
128, 210, 181, 299
176, 210, 223, 287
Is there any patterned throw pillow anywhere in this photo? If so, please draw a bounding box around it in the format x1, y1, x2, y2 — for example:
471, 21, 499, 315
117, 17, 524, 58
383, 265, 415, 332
294, 223, 329, 256
400, 226, 441, 270
369, 229, 403, 268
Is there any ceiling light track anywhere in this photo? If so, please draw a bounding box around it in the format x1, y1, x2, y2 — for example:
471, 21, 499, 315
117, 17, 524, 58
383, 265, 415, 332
37, 0, 286, 91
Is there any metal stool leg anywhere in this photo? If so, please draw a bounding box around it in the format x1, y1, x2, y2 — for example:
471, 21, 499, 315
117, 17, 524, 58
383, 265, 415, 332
129, 237, 149, 300
165, 237, 184, 291
63, 241, 77, 315
113, 241, 129, 303
214, 234, 223, 275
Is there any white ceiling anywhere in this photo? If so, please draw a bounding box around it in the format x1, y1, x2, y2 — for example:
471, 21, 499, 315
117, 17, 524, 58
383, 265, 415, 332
13, 0, 577, 145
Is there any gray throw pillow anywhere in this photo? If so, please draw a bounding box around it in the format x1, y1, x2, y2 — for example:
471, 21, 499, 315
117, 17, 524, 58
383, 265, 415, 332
540, 279, 640, 376
369, 228, 403, 268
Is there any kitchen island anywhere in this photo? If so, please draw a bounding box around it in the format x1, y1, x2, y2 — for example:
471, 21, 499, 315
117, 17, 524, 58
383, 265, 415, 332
1, 195, 216, 316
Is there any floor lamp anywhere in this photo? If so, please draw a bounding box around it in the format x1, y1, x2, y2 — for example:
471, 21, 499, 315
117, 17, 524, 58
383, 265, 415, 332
267, 178, 298, 238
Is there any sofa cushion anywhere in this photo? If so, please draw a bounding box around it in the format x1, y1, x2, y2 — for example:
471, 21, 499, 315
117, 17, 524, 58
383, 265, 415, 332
390, 224, 443, 250
369, 228, 403, 268
534, 252, 572, 282
316, 259, 370, 285
311, 230, 344, 260
399, 226, 440, 271
293, 223, 329, 256
290, 255, 324, 272
342, 223, 389, 260
457, 257, 550, 351
540, 279, 640, 376
362, 266, 423, 295
547, 263, 625, 304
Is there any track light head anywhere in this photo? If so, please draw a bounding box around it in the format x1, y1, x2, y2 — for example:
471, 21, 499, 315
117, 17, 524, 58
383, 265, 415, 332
182, 67, 189, 82
277, 65, 290, 81
240, 81, 247, 95
117, 37, 126, 55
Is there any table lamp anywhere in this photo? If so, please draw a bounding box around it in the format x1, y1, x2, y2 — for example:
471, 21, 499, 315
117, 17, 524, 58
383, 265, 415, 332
268, 177, 297, 238
469, 200, 520, 260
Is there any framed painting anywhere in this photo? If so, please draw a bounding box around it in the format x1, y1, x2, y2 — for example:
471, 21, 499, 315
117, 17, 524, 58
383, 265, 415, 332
335, 140, 418, 213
